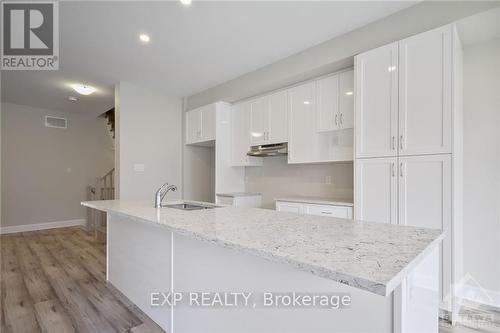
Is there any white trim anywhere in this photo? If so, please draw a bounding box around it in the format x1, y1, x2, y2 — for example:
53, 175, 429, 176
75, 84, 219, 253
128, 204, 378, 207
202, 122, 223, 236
0, 219, 86, 234
456, 284, 500, 309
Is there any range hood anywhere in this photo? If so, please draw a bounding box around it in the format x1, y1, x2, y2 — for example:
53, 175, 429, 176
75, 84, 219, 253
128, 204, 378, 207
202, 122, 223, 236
247, 143, 288, 157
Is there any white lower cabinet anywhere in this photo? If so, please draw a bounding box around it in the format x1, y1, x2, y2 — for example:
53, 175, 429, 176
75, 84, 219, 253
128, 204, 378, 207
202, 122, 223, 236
216, 194, 262, 208
398, 154, 452, 302
355, 154, 452, 305
355, 157, 398, 224
305, 204, 353, 219
276, 201, 353, 219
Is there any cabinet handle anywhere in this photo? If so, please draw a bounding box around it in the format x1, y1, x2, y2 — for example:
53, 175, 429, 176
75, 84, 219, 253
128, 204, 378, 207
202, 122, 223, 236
340, 113, 343, 126
400, 135, 404, 150
400, 162, 403, 177
335, 114, 338, 127
392, 136, 395, 150
321, 211, 333, 215
392, 163, 395, 177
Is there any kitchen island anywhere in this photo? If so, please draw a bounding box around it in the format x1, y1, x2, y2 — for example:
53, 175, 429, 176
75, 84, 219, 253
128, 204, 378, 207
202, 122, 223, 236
82, 200, 444, 333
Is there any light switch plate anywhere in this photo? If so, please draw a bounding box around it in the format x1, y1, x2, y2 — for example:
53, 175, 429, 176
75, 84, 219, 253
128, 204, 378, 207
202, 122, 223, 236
133, 164, 145, 172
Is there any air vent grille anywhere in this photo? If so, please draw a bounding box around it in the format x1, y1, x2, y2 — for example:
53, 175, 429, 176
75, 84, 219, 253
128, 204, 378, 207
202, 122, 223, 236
45, 116, 67, 129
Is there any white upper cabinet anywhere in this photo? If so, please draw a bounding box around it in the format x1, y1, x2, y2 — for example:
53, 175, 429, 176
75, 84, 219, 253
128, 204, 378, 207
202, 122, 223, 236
185, 104, 216, 145
288, 82, 316, 164
249, 96, 268, 145
267, 90, 288, 144
355, 157, 398, 224
355, 42, 399, 158
186, 107, 202, 144
399, 25, 452, 155
316, 70, 354, 132
316, 75, 339, 132
231, 102, 263, 167
339, 69, 354, 130
249, 91, 288, 146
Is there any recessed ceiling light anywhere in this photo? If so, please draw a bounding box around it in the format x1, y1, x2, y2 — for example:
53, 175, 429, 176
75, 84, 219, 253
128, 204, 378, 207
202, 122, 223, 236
139, 34, 150, 43
180, 0, 192, 5
303, 101, 310, 105
70, 84, 97, 95
345, 91, 353, 96
68, 96, 78, 102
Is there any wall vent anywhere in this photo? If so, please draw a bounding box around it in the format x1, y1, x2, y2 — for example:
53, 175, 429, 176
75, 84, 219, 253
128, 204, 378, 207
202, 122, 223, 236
45, 116, 67, 129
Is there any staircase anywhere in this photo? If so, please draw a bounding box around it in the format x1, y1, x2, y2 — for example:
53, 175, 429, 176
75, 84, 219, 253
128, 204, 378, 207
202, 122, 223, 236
104, 108, 115, 139
87, 168, 115, 240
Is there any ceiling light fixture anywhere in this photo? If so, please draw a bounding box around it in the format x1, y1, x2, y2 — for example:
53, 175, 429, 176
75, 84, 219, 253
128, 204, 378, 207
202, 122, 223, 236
68, 96, 78, 102
345, 91, 353, 96
180, 0, 192, 5
70, 84, 97, 96
139, 34, 150, 43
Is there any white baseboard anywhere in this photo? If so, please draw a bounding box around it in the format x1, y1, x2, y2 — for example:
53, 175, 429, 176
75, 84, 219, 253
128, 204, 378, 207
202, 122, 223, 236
0, 219, 86, 234
456, 284, 500, 309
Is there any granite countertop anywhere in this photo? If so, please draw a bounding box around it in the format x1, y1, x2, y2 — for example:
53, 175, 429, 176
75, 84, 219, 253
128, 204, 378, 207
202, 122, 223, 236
82, 200, 443, 297
275, 196, 354, 207
216, 192, 262, 198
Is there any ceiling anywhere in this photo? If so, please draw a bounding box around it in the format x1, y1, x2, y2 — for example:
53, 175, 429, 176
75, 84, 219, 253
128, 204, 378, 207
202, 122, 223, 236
1, 1, 418, 117
457, 7, 500, 46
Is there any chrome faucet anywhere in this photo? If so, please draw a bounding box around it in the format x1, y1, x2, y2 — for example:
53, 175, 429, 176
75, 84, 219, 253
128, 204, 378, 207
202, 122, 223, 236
154, 183, 178, 208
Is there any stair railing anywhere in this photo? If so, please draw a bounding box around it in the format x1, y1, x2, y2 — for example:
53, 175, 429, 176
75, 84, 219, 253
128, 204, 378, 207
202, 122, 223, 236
86, 168, 115, 240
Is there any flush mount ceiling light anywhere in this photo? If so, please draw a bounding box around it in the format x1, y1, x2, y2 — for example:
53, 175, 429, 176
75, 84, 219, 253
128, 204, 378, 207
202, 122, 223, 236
139, 34, 150, 43
179, 0, 192, 5
70, 84, 97, 96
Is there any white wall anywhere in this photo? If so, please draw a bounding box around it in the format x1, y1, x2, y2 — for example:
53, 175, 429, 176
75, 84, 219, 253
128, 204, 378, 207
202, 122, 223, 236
115, 82, 183, 201
187, 1, 497, 109
462, 38, 500, 301
1, 103, 114, 228
245, 158, 353, 209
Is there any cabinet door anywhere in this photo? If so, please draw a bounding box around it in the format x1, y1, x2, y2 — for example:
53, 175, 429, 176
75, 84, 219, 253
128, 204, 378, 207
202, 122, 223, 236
268, 90, 288, 144
186, 108, 202, 144
355, 42, 398, 158
355, 157, 398, 224
231, 103, 263, 167
249, 96, 269, 145
339, 69, 354, 130
316, 75, 339, 132
398, 154, 451, 302
201, 104, 216, 142
399, 26, 452, 156
288, 82, 316, 164
276, 202, 303, 214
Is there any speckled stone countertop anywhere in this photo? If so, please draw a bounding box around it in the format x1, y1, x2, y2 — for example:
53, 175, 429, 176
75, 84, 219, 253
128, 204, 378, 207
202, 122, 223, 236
82, 200, 443, 297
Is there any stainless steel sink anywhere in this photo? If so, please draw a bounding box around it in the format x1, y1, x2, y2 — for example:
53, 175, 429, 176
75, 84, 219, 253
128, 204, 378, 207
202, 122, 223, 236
163, 202, 217, 210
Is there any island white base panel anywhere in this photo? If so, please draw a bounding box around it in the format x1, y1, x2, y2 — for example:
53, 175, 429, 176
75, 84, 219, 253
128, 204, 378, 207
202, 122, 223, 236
107, 213, 439, 333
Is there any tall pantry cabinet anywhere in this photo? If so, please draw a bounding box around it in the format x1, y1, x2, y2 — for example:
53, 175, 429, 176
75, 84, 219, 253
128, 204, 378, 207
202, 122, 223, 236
354, 25, 463, 319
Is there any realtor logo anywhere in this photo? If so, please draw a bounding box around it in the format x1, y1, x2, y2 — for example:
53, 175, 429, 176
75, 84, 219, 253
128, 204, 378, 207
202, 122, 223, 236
1, 1, 59, 70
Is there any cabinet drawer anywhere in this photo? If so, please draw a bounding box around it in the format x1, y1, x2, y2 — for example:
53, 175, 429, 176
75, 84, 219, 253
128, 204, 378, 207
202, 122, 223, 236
276, 202, 303, 214
216, 196, 234, 206
305, 204, 353, 219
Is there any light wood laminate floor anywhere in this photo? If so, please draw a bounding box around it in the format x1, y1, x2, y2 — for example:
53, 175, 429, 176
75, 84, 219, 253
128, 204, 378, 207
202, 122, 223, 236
1, 227, 164, 333
1, 227, 498, 333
